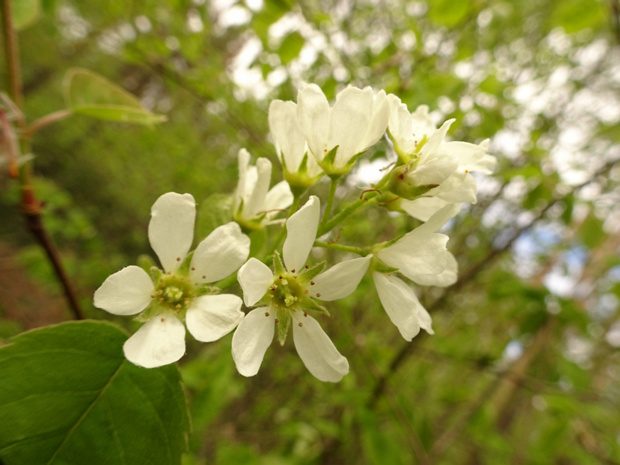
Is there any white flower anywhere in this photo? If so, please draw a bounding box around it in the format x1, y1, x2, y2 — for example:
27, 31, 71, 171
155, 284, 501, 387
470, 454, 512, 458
296, 84, 390, 175
94, 192, 251, 368
268, 100, 324, 187
386, 95, 496, 220
376, 204, 459, 287
234, 148, 294, 229
372, 205, 460, 340
232, 195, 372, 382
372, 272, 433, 341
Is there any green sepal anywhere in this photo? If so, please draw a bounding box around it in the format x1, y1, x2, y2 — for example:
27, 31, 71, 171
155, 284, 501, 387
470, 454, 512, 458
177, 251, 194, 276
276, 309, 291, 345
138, 254, 157, 274
195, 284, 221, 297
283, 152, 324, 190
386, 163, 439, 201
273, 250, 286, 275
323, 145, 339, 166
370, 256, 399, 274
304, 298, 330, 316
149, 265, 163, 283
297, 260, 326, 285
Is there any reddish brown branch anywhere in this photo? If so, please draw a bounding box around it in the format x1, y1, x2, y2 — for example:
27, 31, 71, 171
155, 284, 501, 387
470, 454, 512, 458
21, 187, 86, 320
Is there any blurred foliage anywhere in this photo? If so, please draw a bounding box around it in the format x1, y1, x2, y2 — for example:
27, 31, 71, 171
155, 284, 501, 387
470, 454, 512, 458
1, 0, 620, 464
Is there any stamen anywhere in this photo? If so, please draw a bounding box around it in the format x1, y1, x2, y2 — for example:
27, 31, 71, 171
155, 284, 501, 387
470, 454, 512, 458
275, 318, 279, 323
160, 318, 165, 322
176, 257, 181, 261
265, 312, 270, 317
298, 322, 303, 327
316, 293, 321, 297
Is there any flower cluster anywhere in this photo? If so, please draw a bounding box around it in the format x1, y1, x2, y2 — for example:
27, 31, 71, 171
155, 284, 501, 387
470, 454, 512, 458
95, 83, 495, 382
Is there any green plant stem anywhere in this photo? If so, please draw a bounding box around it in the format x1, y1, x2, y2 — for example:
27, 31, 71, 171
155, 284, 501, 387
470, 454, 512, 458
321, 175, 339, 227
313, 241, 367, 256
24, 110, 72, 139
317, 190, 380, 237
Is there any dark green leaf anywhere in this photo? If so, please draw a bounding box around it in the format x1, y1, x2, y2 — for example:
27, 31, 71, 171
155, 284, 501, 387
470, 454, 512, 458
0, 320, 189, 465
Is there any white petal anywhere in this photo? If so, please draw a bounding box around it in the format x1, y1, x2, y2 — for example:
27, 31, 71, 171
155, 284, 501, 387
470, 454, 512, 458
416, 203, 462, 235
297, 84, 330, 162
420, 119, 453, 158
359, 89, 389, 152
292, 313, 349, 382
237, 258, 273, 306
434, 173, 477, 204
410, 105, 436, 139
191, 222, 250, 283
148, 192, 195, 273
283, 195, 320, 272
263, 180, 294, 217
373, 273, 434, 341
94, 266, 154, 315
235, 148, 252, 212
231, 307, 275, 377
387, 94, 416, 154
186, 294, 244, 342
329, 86, 373, 166
123, 313, 186, 368
269, 100, 306, 172
401, 197, 449, 222
412, 252, 458, 287
412, 153, 459, 186
377, 233, 449, 282
243, 157, 272, 218
311, 255, 372, 301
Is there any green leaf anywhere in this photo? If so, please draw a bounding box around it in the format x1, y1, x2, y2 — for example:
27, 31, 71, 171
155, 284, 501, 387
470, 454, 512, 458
195, 193, 233, 241
428, 0, 470, 28
550, 0, 605, 33
277, 31, 305, 65
0, 320, 189, 465
63, 68, 167, 125
578, 212, 606, 249
12, 0, 41, 30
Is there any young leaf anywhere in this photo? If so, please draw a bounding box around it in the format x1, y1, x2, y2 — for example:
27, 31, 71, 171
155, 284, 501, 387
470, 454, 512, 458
0, 320, 189, 465
63, 68, 167, 125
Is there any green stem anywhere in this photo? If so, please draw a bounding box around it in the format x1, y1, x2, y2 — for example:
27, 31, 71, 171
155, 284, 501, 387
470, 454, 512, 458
317, 190, 380, 237
313, 241, 368, 256
24, 110, 72, 139
321, 175, 339, 227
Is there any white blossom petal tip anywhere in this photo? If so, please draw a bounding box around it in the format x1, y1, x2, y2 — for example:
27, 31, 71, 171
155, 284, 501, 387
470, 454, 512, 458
237, 258, 274, 306
148, 192, 196, 273
293, 313, 349, 382
186, 294, 244, 342
94, 265, 154, 316
123, 313, 186, 368
232, 308, 275, 377
283, 195, 320, 272
311, 255, 372, 301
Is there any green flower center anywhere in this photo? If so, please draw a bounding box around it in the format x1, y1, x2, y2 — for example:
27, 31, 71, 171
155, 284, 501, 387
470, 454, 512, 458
269, 273, 306, 310
154, 274, 196, 312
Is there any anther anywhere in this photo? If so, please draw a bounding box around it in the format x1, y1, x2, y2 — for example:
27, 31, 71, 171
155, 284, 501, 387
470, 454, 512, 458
202, 275, 206, 279
304, 312, 307, 317
159, 298, 164, 302
310, 281, 315, 285
298, 323, 303, 327
176, 257, 181, 261
160, 318, 165, 322
305, 265, 309, 269
279, 275, 283, 280
316, 293, 321, 297
191, 267, 195, 271
265, 312, 270, 317
291, 269, 295, 273
275, 318, 280, 323
304, 290, 308, 294
274, 304, 279, 308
